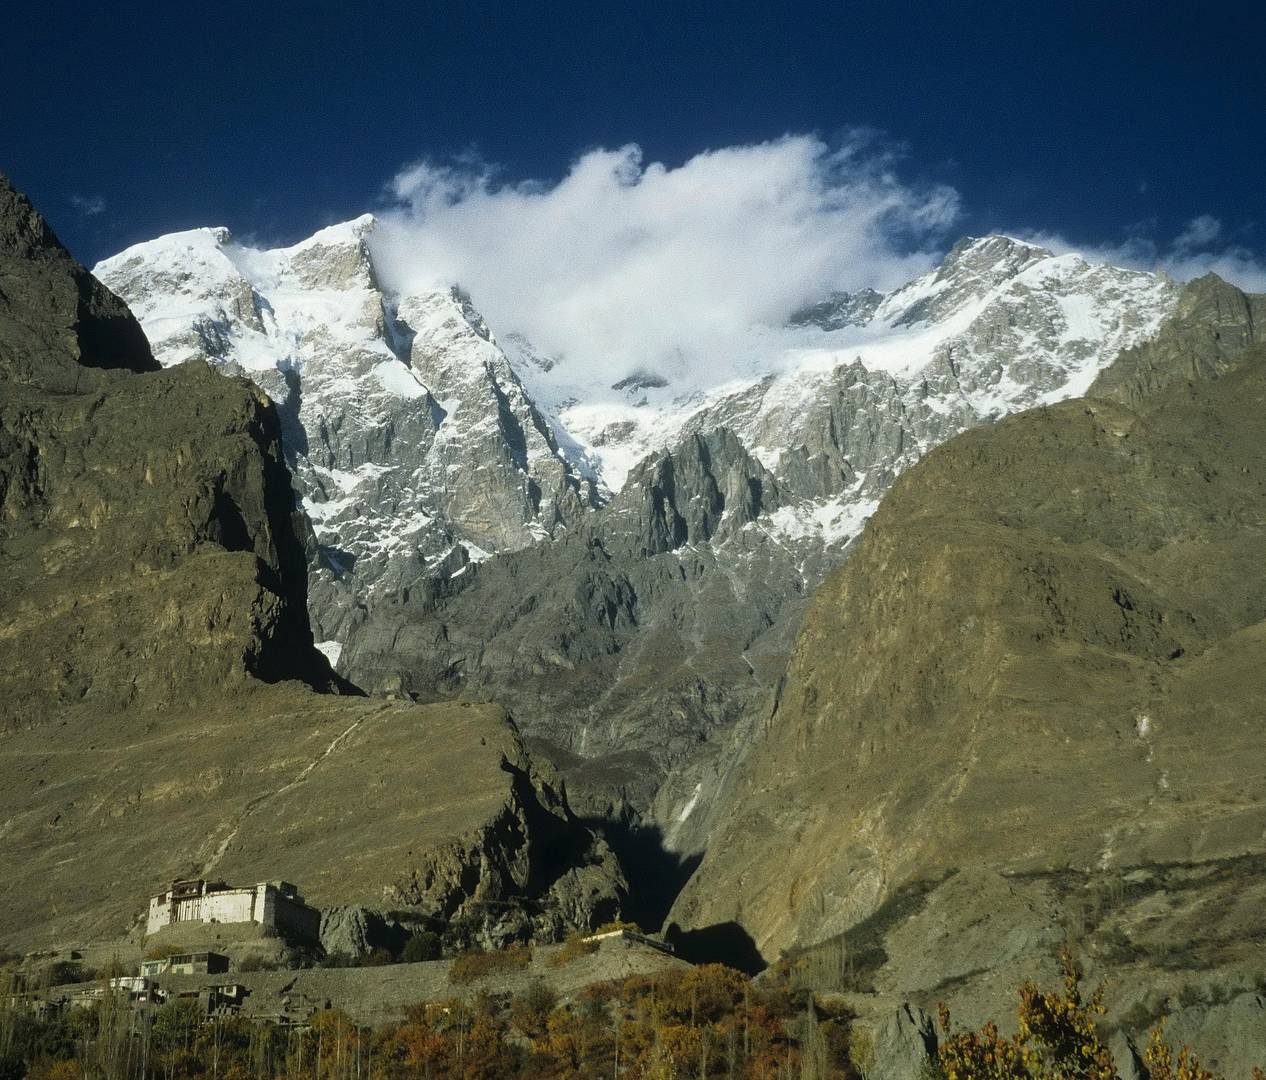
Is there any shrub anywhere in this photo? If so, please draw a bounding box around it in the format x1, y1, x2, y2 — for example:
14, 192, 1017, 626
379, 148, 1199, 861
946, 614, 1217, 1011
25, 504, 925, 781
848, 1026, 876, 1076
448, 945, 532, 985
26, 1060, 80, 1080
402, 932, 442, 964
509, 981, 558, 1039
143, 943, 185, 962
937, 949, 1115, 1080
544, 933, 599, 969
594, 919, 640, 934
284, 948, 316, 969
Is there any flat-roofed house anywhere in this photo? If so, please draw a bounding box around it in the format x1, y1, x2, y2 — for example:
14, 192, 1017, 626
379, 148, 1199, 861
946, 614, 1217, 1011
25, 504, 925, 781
140, 951, 230, 978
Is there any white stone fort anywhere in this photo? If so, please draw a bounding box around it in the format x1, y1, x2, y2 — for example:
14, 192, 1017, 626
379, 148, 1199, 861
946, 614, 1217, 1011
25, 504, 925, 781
146, 879, 320, 940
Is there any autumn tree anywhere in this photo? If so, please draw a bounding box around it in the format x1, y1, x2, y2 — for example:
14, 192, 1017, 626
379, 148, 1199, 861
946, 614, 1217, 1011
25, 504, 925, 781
937, 949, 1115, 1080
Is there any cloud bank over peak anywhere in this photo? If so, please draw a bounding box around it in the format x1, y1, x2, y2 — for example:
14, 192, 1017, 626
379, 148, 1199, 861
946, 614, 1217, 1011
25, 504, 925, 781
1020, 214, 1266, 294
369, 136, 1266, 390
371, 135, 960, 385
1173, 213, 1222, 253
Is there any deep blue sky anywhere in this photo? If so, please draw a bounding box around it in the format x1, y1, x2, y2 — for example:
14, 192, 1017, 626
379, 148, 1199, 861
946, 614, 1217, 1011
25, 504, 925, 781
4, 0, 1264, 266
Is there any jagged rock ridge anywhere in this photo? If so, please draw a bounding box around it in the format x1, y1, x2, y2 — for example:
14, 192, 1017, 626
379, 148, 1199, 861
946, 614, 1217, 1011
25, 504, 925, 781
96, 223, 597, 649
337, 238, 1180, 831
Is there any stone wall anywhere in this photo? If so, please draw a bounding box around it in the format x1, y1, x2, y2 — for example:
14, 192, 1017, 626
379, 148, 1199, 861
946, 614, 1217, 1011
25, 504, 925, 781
268, 889, 321, 942
150, 934, 689, 1026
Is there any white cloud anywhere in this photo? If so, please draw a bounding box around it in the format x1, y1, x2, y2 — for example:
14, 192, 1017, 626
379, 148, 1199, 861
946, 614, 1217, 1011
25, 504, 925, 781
1173, 214, 1222, 253
368, 137, 1266, 391
371, 135, 960, 389
71, 193, 106, 217
1166, 245, 1266, 292
1018, 218, 1266, 294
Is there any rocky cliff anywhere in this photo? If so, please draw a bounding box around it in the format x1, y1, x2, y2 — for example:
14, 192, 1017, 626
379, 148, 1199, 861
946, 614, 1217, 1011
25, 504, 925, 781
0, 178, 155, 387
1090, 270, 1266, 405
1, 174, 328, 719
335, 426, 807, 843
0, 176, 623, 952
669, 275, 1266, 1067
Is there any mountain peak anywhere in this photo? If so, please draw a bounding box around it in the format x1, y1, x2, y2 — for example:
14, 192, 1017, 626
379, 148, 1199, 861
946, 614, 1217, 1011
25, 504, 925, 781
877, 233, 1058, 329
447, 284, 494, 342
0, 172, 65, 260
279, 215, 379, 292
1, 174, 157, 383
939, 233, 1053, 276
294, 213, 377, 250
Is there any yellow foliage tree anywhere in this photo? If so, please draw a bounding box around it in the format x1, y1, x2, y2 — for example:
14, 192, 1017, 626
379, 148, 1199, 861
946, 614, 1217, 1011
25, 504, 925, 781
937, 948, 1264, 1080
937, 949, 1116, 1080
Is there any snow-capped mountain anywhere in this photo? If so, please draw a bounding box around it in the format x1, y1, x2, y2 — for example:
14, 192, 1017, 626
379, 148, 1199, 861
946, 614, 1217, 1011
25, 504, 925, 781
495, 236, 1171, 501
666, 235, 1174, 558
96, 220, 596, 651
97, 226, 1176, 660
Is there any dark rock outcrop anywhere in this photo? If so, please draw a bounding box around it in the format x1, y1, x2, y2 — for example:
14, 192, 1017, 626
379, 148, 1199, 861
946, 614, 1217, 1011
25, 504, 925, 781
0, 176, 156, 388
629, 428, 782, 555
788, 288, 884, 331
0, 173, 328, 722
385, 744, 626, 948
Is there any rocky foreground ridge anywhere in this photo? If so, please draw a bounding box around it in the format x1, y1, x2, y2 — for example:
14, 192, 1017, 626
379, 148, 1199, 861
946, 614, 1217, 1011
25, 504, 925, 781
0, 175, 623, 953
670, 273, 1266, 1073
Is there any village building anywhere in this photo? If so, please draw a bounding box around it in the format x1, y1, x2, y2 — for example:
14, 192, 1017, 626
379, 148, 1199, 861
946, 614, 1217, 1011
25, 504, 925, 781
146, 879, 320, 941
140, 951, 229, 978
66, 977, 161, 1011
169, 983, 251, 1017
582, 926, 675, 955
